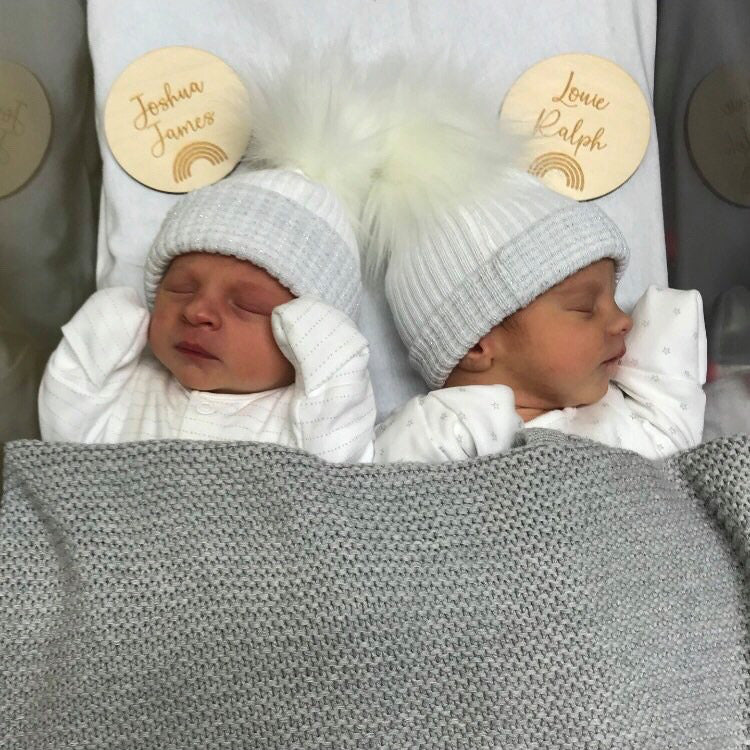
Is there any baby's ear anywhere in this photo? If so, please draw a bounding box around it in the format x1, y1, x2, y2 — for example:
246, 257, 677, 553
455, 335, 495, 373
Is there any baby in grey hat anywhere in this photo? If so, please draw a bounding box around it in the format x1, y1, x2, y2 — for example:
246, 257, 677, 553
368, 68, 706, 462
38, 51, 378, 463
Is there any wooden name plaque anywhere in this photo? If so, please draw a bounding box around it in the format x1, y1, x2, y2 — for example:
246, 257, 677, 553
500, 53, 650, 201
104, 46, 252, 193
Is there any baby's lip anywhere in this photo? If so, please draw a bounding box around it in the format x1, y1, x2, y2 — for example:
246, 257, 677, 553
175, 341, 219, 360
604, 346, 627, 363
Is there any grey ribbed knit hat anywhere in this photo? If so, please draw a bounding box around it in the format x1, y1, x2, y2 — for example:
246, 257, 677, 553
363, 65, 630, 390
383, 170, 630, 389
144, 166, 361, 318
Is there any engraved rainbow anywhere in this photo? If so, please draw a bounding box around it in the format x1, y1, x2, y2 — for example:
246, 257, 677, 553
528, 151, 585, 192
172, 141, 228, 183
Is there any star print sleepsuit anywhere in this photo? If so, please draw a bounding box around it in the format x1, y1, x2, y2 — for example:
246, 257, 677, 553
39, 287, 376, 463
374, 286, 706, 462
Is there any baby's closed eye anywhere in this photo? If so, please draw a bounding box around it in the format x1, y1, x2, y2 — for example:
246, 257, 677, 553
165, 286, 195, 294
234, 299, 274, 316
569, 305, 595, 317
567, 294, 603, 316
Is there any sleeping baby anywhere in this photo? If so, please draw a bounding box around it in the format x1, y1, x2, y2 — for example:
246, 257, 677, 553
38, 56, 378, 463
367, 73, 705, 463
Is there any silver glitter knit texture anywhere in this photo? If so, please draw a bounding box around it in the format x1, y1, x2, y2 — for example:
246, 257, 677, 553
145, 182, 362, 318
1, 429, 749, 748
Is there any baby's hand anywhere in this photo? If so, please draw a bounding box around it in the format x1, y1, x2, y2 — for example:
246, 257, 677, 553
271, 296, 369, 395
622, 286, 706, 384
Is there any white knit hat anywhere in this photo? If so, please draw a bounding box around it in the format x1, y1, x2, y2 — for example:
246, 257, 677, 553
364, 66, 630, 390
145, 48, 383, 320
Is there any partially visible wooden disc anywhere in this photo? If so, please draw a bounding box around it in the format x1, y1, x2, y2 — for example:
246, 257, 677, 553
0, 60, 52, 198
686, 64, 750, 207
104, 46, 252, 193
500, 53, 651, 201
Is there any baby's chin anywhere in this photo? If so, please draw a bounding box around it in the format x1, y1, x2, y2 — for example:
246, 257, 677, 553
156, 353, 236, 392
563, 374, 610, 409
582, 373, 611, 406
171, 370, 222, 392
160, 358, 226, 392
168, 366, 276, 394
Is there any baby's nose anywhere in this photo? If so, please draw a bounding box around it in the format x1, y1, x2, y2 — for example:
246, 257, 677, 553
618, 308, 633, 334
183, 296, 220, 326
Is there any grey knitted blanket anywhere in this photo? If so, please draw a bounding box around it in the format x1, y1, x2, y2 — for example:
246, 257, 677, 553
1, 429, 749, 749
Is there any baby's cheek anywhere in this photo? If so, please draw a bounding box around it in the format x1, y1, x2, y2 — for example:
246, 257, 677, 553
238, 322, 288, 378
146, 313, 161, 350
147, 309, 169, 351
554, 337, 594, 377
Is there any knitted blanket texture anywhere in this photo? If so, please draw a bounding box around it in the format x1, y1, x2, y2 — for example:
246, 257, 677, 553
1, 428, 749, 749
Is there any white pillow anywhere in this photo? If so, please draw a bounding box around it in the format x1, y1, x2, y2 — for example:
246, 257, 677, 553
88, 0, 664, 420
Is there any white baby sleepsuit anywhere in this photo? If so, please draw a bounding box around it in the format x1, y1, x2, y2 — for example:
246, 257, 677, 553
39, 287, 376, 463
375, 286, 707, 462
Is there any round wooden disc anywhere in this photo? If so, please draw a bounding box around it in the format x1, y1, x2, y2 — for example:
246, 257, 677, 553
686, 64, 750, 207
104, 46, 252, 193
0, 60, 52, 198
499, 53, 650, 201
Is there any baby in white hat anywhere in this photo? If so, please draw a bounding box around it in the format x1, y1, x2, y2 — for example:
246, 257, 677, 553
368, 70, 706, 462
38, 53, 377, 463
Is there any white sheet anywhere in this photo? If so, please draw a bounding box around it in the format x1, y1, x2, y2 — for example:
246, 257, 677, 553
88, 0, 663, 419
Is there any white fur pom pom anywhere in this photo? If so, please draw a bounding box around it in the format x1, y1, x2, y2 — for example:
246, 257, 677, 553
241, 44, 386, 234
361, 62, 526, 281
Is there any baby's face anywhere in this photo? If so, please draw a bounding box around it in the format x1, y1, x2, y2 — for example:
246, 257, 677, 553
148, 253, 295, 393
453, 259, 633, 415
505, 259, 633, 409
